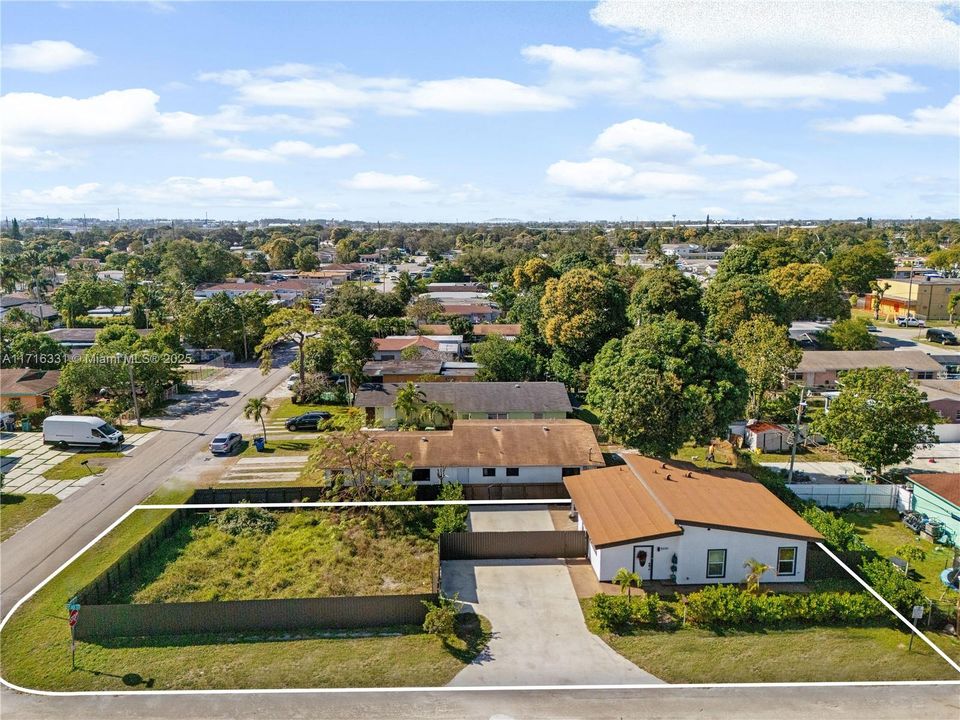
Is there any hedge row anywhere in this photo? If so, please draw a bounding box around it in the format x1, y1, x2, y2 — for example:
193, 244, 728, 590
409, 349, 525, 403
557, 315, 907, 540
684, 585, 887, 628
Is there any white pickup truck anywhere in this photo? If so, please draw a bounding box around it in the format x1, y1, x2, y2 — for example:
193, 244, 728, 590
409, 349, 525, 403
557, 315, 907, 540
896, 316, 925, 327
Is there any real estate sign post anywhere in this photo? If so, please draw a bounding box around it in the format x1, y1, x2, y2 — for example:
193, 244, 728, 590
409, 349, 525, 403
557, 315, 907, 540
67, 598, 80, 669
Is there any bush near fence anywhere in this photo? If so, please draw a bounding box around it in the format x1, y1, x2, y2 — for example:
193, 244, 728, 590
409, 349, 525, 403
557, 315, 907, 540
71, 500, 440, 640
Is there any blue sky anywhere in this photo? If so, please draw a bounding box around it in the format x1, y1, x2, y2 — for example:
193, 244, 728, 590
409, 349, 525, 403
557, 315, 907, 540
1, 1, 958, 221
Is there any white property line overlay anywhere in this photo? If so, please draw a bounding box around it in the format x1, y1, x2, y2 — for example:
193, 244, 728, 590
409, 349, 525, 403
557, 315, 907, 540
0, 502, 957, 698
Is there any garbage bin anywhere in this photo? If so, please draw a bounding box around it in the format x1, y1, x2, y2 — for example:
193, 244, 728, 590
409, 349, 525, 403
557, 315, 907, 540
254, 436, 266, 452
21, 419, 31, 432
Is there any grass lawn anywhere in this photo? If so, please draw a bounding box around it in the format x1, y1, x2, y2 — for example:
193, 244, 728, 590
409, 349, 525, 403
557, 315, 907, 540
592, 623, 958, 682
116, 424, 162, 435
108, 508, 437, 603
0, 493, 60, 541
673, 442, 845, 468
43, 451, 123, 481
0, 486, 485, 691
239, 439, 313, 457
671, 443, 732, 470
843, 508, 960, 662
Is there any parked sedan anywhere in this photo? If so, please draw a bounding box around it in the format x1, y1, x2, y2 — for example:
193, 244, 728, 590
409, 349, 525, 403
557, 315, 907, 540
285, 411, 332, 431
209, 432, 242, 455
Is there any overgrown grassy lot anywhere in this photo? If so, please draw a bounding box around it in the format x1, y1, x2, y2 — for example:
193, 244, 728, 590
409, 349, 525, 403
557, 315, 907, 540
107, 508, 437, 603
0, 487, 485, 691
592, 622, 957, 683
843, 508, 960, 662
268, 399, 346, 420
0, 493, 60, 541
238, 439, 313, 457
43, 451, 123, 481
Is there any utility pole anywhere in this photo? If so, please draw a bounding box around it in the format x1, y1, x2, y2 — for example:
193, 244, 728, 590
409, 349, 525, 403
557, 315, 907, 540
124, 355, 141, 426
787, 387, 807, 483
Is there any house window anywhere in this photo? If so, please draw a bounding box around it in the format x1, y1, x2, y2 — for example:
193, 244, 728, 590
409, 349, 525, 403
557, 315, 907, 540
777, 547, 798, 576
954, 409, 960, 421
411, 468, 431, 483
532, 412, 544, 419
706, 549, 727, 578
916, 371, 935, 380
506, 467, 519, 477
482, 467, 496, 477
561, 467, 580, 477
486, 412, 508, 420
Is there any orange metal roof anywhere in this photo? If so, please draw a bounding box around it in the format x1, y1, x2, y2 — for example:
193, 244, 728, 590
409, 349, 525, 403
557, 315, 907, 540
565, 456, 823, 547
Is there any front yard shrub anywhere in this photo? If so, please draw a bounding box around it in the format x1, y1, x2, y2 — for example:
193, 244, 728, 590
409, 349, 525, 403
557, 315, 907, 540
433, 482, 468, 538
802, 506, 870, 552
684, 585, 886, 629
212, 506, 279, 536
589, 593, 636, 632
422, 594, 461, 637
858, 557, 927, 615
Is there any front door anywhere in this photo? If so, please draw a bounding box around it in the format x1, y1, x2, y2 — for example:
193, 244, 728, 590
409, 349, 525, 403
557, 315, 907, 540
632, 544, 654, 581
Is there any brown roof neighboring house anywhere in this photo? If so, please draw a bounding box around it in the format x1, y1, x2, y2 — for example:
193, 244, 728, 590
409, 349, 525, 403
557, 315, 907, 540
565, 455, 823, 547
363, 359, 444, 377
909, 473, 960, 506
746, 421, 790, 434
364, 419, 603, 470
796, 350, 943, 374
419, 323, 521, 337
374, 336, 441, 352
0, 368, 61, 398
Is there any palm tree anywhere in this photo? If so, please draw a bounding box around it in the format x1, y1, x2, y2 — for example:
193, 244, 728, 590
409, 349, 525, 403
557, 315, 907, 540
743, 558, 771, 594
0, 262, 21, 294
420, 401, 454, 429
134, 284, 165, 328
393, 382, 426, 428
613, 567, 642, 599
243, 396, 271, 443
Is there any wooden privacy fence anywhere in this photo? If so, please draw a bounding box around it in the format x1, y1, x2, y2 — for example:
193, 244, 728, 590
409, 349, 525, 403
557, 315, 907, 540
439, 530, 587, 560
77, 508, 192, 605
461, 483, 570, 501
73, 593, 437, 640
190, 485, 441, 504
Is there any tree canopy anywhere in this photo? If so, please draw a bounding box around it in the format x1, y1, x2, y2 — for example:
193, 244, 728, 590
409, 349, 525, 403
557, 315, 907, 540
729, 315, 802, 418
767, 263, 849, 321
627, 265, 705, 326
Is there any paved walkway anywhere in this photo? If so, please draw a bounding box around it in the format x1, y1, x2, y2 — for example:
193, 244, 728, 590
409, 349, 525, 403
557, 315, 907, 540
443, 558, 662, 686
0, 431, 156, 498
763, 447, 960, 483
218, 455, 310, 484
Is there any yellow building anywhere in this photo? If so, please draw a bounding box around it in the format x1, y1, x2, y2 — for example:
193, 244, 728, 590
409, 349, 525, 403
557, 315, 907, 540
870, 277, 960, 321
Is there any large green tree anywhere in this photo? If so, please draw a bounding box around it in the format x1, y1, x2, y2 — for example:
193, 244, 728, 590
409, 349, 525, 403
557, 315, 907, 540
702, 275, 788, 340
826, 242, 895, 294
540, 268, 628, 367
816, 318, 878, 350
257, 307, 327, 400
587, 318, 748, 456
627, 265, 704, 326
813, 366, 938, 477
729, 315, 802, 418
472, 334, 538, 381
767, 263, 849, 321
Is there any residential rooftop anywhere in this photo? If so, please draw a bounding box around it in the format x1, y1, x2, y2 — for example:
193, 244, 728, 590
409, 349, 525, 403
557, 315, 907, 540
355, 381, 572, 414
419, 323, 521, 337
909, 473, 960, 506
565, 455, 823, 547
796, 350, 944, 374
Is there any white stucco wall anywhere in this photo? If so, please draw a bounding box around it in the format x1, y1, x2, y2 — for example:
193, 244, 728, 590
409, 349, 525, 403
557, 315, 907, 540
591, 524, 809, 584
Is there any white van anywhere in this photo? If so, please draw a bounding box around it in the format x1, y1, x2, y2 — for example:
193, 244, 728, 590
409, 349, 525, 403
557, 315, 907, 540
42, 416, 125, 449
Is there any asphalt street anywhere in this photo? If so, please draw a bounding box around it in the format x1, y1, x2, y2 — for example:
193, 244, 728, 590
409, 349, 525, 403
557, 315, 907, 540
0, 359, 292, 614
2, 684, 959, 720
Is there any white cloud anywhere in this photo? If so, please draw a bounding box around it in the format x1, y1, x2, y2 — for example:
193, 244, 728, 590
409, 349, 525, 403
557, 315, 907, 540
1, 145, 74, 170
16, 182, 101, 205
342, 171, 436, 192
592, 119, 699, 158
212, 141, 362, 163
1, 40, 96, 73
546, 158, 704, 197
200, 66, 570, 114
742, 191, 782, 204
816, 95, 960, 136
700, 206, 731, 217
522, 44, 643, 95
10, 176, 301, 211
591, 0, 959, 70
0, 89, 201, 144
547, 118, 799, 200
200, 105, 352, 135
814, 185, 870, 199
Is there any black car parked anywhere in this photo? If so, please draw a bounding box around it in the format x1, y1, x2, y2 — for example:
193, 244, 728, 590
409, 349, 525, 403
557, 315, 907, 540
926, 328, 958, 345
285, 411, 332, 431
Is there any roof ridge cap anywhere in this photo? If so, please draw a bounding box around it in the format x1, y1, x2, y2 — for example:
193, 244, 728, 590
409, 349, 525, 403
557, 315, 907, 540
628, 458, 678, 524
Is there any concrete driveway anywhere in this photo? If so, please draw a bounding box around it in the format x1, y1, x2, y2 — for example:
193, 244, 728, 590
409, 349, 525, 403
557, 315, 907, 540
467, 504, 555, 531
443, 558, 662, 686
